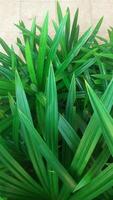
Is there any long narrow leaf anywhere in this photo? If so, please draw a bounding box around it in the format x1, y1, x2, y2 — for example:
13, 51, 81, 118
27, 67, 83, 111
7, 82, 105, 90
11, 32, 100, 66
18, 110, 76, 191
37, 14, 48, 89
25, 40, 37, 84
86, 81, 113, 155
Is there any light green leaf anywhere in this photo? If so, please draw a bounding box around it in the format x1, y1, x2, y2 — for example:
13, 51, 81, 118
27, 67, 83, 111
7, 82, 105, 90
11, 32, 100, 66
15, 70, 49, 192
25, 40, 37, 84
45, 66, 59, 197
69, 9, 79, 48
45, 65, 58, 155
55, 27, 93, 78
44, 15, 67, 79
57, 1, 63, 24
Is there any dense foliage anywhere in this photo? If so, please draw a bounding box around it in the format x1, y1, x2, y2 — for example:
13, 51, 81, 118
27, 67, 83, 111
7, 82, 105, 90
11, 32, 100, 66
1, 2, 113, 200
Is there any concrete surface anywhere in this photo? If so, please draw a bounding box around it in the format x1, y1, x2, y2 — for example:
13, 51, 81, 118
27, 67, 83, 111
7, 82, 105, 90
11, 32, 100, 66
0, 0, 113, 49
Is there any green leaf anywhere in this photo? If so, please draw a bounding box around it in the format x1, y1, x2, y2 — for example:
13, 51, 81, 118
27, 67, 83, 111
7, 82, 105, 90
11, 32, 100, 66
36, 97, 45, 137
36, 92, 80, 152
70, 77, 113, 176
96, 52, 113, 60
0, 80, 14, 95
30, 17, 36, 50
96, 57, 107, 89
0, 144, 43, 194
69, 8, 79, 48
44, 15, 67, 80
65, 74, 76, 127
65, 7, 70, 51
45, 66, 59, 197
0, 66, 14, 80
0, 37, 11, 55
15, 70, 49, 192
45, 65, 58, 155
37, 14, 48, 89
86, 17, 103, 46
86, 81, 113, 156
74, 58, 96, 76
53, 20, 67, 58
58, 114, 80, 152
0, 171, 46, 200
18, 110, 76, 191
11, 46, 17, 70
75, 145, 110, 191
70, 164, 113, 200
9, 94, 20, 149
15, 71, 32, 121
55, 27, 93, 78
57, 1, 63, 24
0, 117, 12, 134
25, 40, 37, 84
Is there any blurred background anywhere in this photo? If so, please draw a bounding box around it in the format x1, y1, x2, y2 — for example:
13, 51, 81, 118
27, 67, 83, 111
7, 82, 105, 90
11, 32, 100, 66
0, 0, 113, 48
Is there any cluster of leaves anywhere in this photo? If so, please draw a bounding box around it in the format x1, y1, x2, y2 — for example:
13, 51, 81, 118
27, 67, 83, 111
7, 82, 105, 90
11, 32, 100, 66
1, 2, 113, 200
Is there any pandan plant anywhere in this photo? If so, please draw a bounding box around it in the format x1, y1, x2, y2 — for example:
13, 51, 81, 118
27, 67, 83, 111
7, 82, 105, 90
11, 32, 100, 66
1, 1, 113, 200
